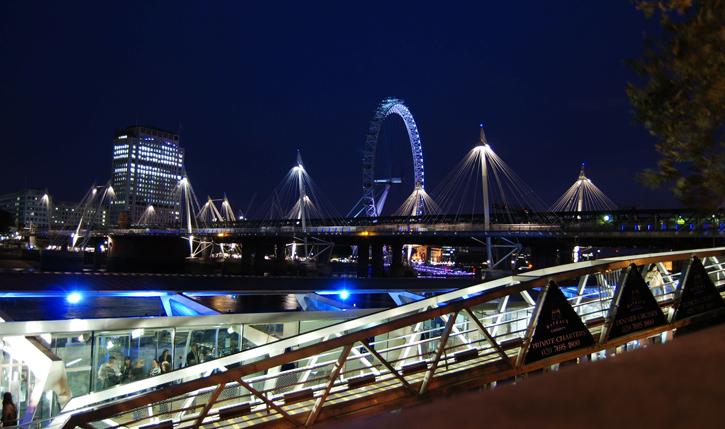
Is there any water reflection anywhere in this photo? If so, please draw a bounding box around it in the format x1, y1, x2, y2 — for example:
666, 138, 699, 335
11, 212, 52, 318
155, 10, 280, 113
0, 292, 400, 321
194, 294, 301, 313
0, 297, 164, 321
193, 293, 396, 313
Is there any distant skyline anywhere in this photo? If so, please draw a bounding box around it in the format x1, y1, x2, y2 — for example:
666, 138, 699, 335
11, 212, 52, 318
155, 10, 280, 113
0, 2, 677, 216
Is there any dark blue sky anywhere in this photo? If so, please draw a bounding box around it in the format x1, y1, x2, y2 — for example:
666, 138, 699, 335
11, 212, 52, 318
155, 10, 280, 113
0, 2, 676, 215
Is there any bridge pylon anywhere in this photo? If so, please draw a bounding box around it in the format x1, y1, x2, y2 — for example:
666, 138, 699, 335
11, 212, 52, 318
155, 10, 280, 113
550, 163, 617, 212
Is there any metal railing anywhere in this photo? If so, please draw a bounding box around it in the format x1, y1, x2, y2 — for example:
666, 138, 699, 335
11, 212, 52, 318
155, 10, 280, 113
50, 247, 725, 429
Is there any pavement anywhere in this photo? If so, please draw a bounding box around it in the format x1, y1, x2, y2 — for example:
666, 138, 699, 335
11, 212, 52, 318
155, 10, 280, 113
342, 322, 725, 428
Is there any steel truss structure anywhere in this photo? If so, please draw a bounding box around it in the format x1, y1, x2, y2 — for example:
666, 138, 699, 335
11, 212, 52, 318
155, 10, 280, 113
47, 180, 116, 249
362, 98, 425, 218
48, 247, 725, 429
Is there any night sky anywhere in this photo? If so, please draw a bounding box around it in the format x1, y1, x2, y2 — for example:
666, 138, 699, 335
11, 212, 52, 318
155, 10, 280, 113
0, 2, 677, 218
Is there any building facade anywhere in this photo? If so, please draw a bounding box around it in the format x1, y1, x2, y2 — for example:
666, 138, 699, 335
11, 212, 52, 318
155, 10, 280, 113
0, 188, 50, 230
110, 126, 185, 225
51, 200, 108, 231
0, 189, 109, 232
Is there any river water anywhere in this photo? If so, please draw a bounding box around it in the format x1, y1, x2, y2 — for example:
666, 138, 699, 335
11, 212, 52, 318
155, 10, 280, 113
0, 292, 397, 322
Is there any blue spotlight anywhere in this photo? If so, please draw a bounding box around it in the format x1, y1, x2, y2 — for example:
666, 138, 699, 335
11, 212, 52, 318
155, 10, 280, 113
340, 290, 349, 300
67, 293, 82, 303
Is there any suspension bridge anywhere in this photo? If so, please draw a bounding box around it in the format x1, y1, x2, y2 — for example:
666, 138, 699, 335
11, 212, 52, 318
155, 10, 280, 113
28, 98, 725, 277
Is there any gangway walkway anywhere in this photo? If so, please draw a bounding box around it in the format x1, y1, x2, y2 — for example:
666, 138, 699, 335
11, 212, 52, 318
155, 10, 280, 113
42, 247, 725, 429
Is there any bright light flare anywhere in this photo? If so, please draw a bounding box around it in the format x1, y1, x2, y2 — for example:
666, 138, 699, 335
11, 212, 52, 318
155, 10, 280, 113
67, 293, 82, 303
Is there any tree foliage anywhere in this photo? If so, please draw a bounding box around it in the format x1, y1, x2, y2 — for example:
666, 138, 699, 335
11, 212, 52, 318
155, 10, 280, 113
0, 208, 14, 234
628, 0, 725, 211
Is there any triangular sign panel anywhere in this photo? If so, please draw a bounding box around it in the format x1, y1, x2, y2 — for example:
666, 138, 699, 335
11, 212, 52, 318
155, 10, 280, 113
601, 264, 667, 343
673, 255, 725, 321
524, 281, 595, 365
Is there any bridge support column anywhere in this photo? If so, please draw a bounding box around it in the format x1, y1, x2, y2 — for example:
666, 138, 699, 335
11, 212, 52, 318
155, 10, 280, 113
558, 245, 574, 266
273, 239, 287, 275
241, 242, 255, 275
529, 244, 559, 270
200, 240, 213, 259
389, 242, 405, 278
371, 241, 385, 278
356, 241, 369, 278
529, 244, 574, 268
93, 242, 104, 269
253, 241, 267, 275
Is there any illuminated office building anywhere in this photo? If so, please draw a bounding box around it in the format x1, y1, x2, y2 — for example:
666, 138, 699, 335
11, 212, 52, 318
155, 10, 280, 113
110, 125, 184, 225
51, 201, 108, 230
